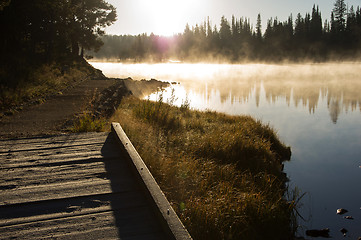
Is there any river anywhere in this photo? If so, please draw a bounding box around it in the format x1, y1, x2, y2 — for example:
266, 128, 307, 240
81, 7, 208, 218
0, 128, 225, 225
90, 61, 361, 239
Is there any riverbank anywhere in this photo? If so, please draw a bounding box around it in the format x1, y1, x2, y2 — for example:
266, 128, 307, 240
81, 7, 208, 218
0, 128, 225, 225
108, 95, 295, 239
0, 57, 168, 138
0, 59, 297, 238
0, 57, 103, 116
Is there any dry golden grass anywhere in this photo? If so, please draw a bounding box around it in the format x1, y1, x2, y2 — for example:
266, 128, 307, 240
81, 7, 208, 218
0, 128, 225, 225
70, 112, 106, 132
0, 58, 94, 113
109, 96, 296, 240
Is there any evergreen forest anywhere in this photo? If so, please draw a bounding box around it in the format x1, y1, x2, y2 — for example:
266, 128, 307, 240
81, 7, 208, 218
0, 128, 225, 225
0, 0, 116, 87
90, 1, 361, 62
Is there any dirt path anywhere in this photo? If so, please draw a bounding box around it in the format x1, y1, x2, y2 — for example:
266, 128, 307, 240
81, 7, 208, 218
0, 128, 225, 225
0, 79, 119, 139
0, 78, 169, 139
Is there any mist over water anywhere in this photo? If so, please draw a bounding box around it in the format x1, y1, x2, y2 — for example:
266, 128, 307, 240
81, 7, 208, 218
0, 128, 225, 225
91, 61, 361, 238
91, 62, 361, 122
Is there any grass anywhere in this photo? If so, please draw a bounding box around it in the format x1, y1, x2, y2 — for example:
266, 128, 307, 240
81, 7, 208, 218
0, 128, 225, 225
0, 57, 98, 114
109, 95, 297, 240
70, 90, 106, 133
70, 111, 106, 132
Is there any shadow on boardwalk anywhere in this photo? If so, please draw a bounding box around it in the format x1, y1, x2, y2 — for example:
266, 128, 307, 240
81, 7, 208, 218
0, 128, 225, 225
0, 132, 169, 239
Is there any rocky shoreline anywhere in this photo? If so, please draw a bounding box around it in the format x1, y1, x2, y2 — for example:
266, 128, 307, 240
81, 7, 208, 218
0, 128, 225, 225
90, 78, 169, 118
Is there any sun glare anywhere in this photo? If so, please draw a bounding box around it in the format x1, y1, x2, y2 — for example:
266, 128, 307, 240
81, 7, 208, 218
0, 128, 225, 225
142, 0, 196, 36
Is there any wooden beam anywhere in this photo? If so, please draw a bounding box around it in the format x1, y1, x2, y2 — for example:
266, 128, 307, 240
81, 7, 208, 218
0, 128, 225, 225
111, 122, 192, 240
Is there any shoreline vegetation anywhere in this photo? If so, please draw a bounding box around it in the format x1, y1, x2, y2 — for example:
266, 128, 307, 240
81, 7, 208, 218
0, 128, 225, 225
106, 94, 296, 239
0, 53, 300, 238
65, 63, 298, 238
0, 57, 104, 116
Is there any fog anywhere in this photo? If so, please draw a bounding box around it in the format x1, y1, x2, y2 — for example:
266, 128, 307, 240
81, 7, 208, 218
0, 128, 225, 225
90, 61, 361, 238
90, 61, 361, 123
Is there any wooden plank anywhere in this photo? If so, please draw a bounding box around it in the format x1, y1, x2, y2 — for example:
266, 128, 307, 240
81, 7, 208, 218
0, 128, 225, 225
0, 191, 148, 227
0, 141, 106, 154
0, 131, 180, 239
111, 123, 192, 240
0, 134, 119, 161
0, 206, 166, 240
0, 178, 134, 206
1, 155, 107, 169
0, 132, 109, 150
0, 158, 131, 189
0, 145, 122, 168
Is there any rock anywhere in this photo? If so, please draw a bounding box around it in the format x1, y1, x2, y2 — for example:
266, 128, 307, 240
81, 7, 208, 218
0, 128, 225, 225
337, 208, 348, 215
306, 228, 330, 238
340, 228, 348, 237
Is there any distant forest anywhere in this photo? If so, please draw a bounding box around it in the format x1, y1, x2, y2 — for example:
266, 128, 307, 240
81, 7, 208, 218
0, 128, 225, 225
90, 0, 361, 62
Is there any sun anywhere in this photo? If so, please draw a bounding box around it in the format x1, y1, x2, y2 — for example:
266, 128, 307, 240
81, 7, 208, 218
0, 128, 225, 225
142, 0, 194, 36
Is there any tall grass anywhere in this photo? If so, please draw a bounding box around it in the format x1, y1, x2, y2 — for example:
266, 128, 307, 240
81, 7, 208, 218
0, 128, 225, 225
110, 95, 295, 240
0, 57, 96, 114
133, 90, 181, 131
70, 112, 106, 132
70, 89, 106, 133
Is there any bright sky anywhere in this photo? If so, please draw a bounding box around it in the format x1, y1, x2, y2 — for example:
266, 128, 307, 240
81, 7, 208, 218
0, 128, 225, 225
105, 0, 361, 36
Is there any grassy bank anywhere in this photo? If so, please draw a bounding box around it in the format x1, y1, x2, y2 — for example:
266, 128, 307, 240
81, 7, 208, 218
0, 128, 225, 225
0, 56, 103, 115
109, 95, 296, 239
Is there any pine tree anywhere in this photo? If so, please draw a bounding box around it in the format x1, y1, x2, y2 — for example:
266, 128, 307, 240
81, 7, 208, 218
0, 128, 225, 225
256, 13, 262, 39
332, 0, 347, 32
310, 5, 323, 41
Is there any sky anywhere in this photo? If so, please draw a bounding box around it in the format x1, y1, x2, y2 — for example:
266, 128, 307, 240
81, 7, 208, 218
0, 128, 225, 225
105, 0, 361, 36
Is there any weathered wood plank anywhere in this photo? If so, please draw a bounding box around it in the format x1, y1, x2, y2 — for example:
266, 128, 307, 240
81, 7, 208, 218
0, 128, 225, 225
0, 131, 189, 239
0, 147, 122, 168
0, 191, 148, 227
0, 159, 133, 191
0, 206, 166, 240
0, 141, 106, 154
0, 132, 109, 151
1, 155, 107, 169
111, 123, 192, 240
0, 178, 135, 206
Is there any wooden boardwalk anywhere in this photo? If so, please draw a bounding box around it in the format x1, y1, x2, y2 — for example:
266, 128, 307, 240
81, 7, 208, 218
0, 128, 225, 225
0, 126, 191, 239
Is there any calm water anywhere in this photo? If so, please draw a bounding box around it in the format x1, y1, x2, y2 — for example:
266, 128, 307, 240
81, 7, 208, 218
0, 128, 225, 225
91, 61, 361, 239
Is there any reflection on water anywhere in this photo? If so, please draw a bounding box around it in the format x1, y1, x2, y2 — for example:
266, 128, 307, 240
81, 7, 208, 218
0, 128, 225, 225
91, 62, 361, 123
90, 62, 361, 239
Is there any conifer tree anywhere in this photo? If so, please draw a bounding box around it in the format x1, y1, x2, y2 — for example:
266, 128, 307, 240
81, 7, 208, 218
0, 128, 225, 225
256, 13, 262, 39
310, 5, 323, 40
332, 0, 347, 32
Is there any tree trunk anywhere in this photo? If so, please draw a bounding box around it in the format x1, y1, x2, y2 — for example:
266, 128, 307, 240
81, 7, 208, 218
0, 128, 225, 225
72, 41, 79, 56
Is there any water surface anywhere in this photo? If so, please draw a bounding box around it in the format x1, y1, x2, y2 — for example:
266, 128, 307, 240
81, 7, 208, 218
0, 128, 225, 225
91, 61, 361, 239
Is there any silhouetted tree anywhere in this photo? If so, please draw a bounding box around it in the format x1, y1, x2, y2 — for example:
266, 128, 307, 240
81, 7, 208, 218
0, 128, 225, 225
68, 0, 116, 56
0, 0, 116, 87
310, 5, 323, 41
256, 13, 262, 40
332, 0, 347, 32
219, 16, 232, 55
89, 2, 361, 63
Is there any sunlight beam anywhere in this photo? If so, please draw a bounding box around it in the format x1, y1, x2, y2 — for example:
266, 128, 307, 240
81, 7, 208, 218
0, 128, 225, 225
141, 0, 197, 36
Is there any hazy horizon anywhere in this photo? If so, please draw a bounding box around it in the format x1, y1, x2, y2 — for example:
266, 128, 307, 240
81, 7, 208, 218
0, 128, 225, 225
105, 0, 361, 36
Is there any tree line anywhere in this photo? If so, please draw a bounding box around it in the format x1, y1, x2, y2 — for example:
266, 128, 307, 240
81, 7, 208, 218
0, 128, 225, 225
0, 0, 116, 87
91, 0, 361, 62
